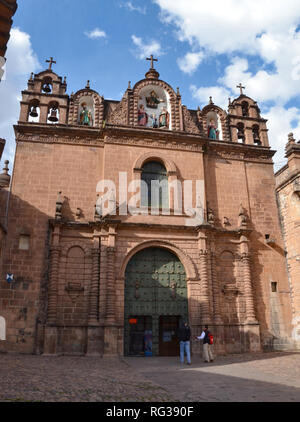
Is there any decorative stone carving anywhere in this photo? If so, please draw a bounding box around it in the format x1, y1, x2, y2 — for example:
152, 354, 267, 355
55, 191, 64, 219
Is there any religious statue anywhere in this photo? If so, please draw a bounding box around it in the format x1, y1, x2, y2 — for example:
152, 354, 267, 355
151, 114, 158, 128
138, 104, 148, 126
159, 107, 169, 129
207, 119, 219, 140
80, 103, 93, 126
146, 90, 161, 109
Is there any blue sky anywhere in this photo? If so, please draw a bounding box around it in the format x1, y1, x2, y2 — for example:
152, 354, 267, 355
2, 0, 300, 171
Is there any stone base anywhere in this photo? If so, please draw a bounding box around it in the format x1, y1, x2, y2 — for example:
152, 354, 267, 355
243, 324, 261, 353
43, 326, 58, 355
86, 326, 103, 356
103, 326, 119, 356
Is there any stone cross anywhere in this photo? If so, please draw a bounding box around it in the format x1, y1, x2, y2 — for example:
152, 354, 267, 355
237, 83, 246, 96
146, 55, 158, 69
46, 57, 56, 70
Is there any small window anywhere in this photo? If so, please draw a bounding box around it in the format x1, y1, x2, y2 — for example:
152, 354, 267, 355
271, 282, 277, 293
19, 235, 30, 251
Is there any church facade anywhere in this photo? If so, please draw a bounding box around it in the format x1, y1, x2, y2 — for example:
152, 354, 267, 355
0, 59, 296, 356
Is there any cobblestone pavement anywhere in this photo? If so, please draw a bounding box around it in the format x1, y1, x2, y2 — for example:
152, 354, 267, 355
0, 352, 299, 402
125, 352, 300, 402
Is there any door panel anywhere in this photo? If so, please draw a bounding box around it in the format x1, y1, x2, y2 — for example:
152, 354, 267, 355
124, 247, 188, 356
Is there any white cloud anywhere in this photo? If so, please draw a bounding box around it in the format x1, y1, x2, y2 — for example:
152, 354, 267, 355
154, 0, 300, 165
190, 85, 230, 110
131, 35, 163, 60
177, 52, 204, 75
0, 28, 40, 166
121, 1, 146, 14
85, 28, 107, 39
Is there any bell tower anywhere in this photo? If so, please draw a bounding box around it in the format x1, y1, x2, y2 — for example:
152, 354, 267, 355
228, 84, 269, 147
19, 57, 68, 125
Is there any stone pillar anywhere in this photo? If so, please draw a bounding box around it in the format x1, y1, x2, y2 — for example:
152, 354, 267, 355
211, 252, 222, 324
106, 247, 116, 324
242, 252, 257, 324
230, 125, 238, 142
199, 250, 211, 324
47, 245, 60, 324
89, 247, 100, 324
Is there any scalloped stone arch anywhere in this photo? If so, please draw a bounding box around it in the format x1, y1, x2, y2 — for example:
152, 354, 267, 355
68, 89, 104, 127
133, 151, 177, 175
118, 240, 198, 280
132, 79, 181, 131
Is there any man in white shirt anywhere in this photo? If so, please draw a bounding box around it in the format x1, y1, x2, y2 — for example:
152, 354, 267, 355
196, 325, 214, 363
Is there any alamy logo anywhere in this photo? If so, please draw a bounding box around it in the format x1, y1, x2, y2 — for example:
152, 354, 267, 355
95, 174, 205, 226
0, 316, 6, 341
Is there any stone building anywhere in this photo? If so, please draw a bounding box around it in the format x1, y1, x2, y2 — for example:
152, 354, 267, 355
0, 58, 296, 356
275, 134, 300, 350
0, 0, 18, 80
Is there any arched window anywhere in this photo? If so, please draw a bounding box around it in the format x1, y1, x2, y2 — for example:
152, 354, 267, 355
252, 124, 262, 146
28, 99, 40, 123
41, 76, 53, 94
237, 122, 245, 143
141, 161, 169, 208
47, 101, 59, 124
241, 101, 249, 117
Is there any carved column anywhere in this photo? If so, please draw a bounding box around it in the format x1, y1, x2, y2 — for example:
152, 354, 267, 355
211, 252, 222, 324
199, 250, 211, 323
106, 246, 116, 324
88, 247, 100, 324
242, 252, 257, 323
47, 245, 60, 324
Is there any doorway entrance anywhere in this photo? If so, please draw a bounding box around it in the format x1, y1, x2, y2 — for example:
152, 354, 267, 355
124, 247, 188, 356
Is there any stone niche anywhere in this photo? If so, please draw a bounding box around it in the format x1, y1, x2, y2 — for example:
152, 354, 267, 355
137, 85, 171, 130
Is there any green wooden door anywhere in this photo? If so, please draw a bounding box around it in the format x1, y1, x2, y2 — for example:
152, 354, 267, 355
124, 247, 188, 356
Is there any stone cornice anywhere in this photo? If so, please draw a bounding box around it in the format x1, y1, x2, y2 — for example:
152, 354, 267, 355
13, 122, 275, 160
0, 0, 18, 14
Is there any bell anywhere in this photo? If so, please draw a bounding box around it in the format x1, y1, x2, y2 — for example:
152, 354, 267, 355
48, 108, 58, 123
29, 106, 38, 118
42, 83, 51, 93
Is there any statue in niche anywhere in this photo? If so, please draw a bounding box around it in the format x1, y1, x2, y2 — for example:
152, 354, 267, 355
80, 103, 93, 126
138, 104, 148, 126
151, 113, 158, 128
146, 90, 162, 109
159, 107, 169, 129
207, 119, 219, 140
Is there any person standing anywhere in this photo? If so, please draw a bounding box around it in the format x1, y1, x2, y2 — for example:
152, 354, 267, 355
196, 325, 214, 363
178, 321, 191, 365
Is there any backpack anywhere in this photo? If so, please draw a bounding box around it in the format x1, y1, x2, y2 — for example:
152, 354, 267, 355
208, 333, 214, 345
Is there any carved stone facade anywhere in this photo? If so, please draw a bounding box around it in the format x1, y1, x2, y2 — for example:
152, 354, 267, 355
275, 135, 300, 350
0, 0, 18, 62
0, 60, 296, 356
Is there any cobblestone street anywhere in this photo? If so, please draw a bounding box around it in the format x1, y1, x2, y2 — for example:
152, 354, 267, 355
0, 352, 299, 402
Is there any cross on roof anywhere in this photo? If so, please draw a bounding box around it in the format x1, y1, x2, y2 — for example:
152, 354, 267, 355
237, 83, 246, 96
146, 55, 158, 69
46, 57, 56, 70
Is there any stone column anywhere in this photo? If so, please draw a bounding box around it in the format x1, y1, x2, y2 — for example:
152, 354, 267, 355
106, 247, 116, 324
88, 247, 100, 324
44, 244, 60, 355
242, 252, 257, 324
199, 250, 211, 324
47, 245, 60, 324
211, 252, 222, 324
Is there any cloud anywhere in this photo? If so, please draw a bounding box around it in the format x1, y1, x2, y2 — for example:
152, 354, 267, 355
131, 35, 163, 60
85, 28, 107, 39
177, 52, 204, 75
0, 28, 40, 166
154, 0, 300, 164
190, 85, 230, 110
121, 1, 146, 14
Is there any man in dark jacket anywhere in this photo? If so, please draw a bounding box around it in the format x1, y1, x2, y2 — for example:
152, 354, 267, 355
178, 321, 191, 365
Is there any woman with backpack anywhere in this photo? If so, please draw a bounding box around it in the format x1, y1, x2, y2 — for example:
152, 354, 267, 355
195, 325, 214, 363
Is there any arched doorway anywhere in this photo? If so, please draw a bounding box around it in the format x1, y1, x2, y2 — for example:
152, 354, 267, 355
124, 247, 188, 356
